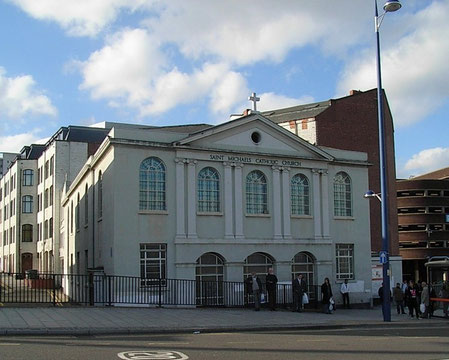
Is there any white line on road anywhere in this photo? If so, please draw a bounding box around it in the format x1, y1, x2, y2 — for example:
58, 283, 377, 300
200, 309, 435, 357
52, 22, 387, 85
0, 343, 21, 346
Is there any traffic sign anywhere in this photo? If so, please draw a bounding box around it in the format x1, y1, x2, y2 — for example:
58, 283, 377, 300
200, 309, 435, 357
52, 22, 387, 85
379, 251, 388, 264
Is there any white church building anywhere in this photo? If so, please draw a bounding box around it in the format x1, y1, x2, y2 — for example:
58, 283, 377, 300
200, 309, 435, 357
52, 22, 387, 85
60, 113, 373, 305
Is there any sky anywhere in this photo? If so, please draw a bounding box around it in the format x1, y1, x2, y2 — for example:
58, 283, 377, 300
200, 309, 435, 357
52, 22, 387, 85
0, 0, 448, 179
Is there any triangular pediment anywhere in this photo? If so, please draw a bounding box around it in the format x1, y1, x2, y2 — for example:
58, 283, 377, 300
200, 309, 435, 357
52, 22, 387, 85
175, 114, 333, 161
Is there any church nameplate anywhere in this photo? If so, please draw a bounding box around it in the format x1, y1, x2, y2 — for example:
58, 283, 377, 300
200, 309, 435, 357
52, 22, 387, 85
209, 154, 301, 167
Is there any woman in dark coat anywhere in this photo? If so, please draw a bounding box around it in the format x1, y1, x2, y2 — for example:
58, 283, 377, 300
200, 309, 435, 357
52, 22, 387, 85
321, 277, 333, 314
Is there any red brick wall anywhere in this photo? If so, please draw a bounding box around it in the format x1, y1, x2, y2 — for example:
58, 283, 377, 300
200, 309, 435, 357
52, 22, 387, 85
314, 89, 399, 255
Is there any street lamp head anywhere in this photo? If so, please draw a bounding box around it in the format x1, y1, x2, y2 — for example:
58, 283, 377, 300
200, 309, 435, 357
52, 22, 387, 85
383, 0, 402, 12
364, 190, 376, 198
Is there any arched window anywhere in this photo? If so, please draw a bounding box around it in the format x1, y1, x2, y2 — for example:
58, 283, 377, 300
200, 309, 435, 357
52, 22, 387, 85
292, 252, 316, 299
22, 224, 33, 242
246, 170, 268, 214
139, 157, 166, 211
244, 252, 274, 284
22, 195, 33, 213
198, 167, 220, 212
334, 172, 352, 216
98, 171, 103, 218
84, 184, 89, 225
22, 169, 34, 186
196, 253, 225, 306
291, 174, 310, 215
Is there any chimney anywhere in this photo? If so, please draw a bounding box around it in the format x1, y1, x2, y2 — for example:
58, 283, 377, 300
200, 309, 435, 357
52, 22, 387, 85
349, 90, 361, 96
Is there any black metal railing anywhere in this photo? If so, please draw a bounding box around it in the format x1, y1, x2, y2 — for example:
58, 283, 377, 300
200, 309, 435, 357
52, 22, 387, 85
0, 272, 319, 309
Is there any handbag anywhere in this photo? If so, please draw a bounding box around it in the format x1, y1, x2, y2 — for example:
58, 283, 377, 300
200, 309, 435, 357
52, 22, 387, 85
420, 303, 426, 313
302, 293, 309, 304
330, 297, 335, 305
260, 292, 266, 303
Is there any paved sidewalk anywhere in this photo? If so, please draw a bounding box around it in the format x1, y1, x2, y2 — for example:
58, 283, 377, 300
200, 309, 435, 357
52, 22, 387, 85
0, 306, 447, 336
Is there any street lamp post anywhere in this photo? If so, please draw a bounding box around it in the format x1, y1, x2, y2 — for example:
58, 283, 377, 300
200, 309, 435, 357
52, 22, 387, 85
375, 0, 401, 322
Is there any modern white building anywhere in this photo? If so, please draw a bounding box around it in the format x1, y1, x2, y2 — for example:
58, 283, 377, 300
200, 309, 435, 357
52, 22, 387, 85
61, 113, 374, 305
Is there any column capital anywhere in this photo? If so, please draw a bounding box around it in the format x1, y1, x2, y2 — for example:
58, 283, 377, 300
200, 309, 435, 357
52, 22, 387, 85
233, 162, 244, 169
223, 161, 233, 168
312, 168, 321, 175
271, 165, 281, 172
320, 169, 329, 176
174, 158, 186, 164
186, 159, 198, 165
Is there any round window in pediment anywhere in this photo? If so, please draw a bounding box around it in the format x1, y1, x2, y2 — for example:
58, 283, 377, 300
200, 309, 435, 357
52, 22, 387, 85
251, 131, 261, 144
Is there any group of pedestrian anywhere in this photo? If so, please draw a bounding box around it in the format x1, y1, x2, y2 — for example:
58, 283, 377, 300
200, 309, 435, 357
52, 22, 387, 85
390, 279, 442, 319
246, 270, 351, 314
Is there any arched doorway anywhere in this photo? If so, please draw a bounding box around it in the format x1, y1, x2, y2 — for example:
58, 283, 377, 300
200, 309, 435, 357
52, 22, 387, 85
195, 252, 225, 306
292, 252, 316, 299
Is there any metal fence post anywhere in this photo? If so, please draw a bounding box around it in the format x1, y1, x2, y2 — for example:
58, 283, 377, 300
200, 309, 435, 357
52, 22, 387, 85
158, 278, 162, 308
52, 274, 56, 306
89, 272, 94, 306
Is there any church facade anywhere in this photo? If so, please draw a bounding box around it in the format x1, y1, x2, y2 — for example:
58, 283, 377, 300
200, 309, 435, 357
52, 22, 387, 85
61, 113, 373, 305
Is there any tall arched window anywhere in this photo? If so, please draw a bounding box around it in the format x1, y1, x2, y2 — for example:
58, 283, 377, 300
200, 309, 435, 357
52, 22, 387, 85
196, 252, 225, 306
292, 252, 316, 299
84, 184, 89, 225
22, 195, 33, 213
139, 157, 166, 211
198, 167, 220, 213
334, 172, 352, 216
98, 171, 103, 218
246, 170, 268, 214
291, 174, 310, 215
22, 169, 34, 186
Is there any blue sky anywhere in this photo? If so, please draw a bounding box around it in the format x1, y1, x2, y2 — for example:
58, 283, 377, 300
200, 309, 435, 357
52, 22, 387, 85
1, 0, 448, 178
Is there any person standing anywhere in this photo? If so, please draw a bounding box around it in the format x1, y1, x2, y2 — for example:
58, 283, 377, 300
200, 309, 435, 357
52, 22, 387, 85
321, 277, 333, 314
393, 282, 405, 315
420, 281, 430, 319
266, 268, 278, 311
378, 282, 392, 318
439, 282, 449, 318
292, 273, 307, 312
340, 279, 350, 309
405, 280, 420, 319
401, 280, 408, 313
246, 272, 262, 311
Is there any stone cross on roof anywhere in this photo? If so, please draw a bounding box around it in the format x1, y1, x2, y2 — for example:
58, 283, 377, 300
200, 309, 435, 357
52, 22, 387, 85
248, 92, 260, 111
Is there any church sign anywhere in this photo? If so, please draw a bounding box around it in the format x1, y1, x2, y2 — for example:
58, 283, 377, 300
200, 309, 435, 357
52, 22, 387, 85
209, 154, 302, 167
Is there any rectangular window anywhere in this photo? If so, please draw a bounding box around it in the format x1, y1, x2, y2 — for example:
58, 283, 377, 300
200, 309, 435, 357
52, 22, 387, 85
22, 224, 33, 242
44, 220, 48, 239
336, 244, 354, 280
140, 243, 167, 286
44, 161, 49, 179
49, 217, 53, 238
50, 156, 54, 176
50, 186, 53, 206
44, 189, 49, 208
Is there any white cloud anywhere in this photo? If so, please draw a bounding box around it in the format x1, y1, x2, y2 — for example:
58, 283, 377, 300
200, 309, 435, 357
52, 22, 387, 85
337, 0, 449, 127
0, 130, 44, 153
77, 29, 250, 117
403, 147, 449, 177
0, 67, 57, 118
78, 28, 163, 104
145, 0, 371, 66
8, 0, 150, 37
257, 93, 314, 112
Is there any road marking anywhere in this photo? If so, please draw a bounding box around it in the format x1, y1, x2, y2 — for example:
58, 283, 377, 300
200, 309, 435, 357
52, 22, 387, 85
147, 342, 190, 345
0, 343, 21, 346
118, 350, 189, 360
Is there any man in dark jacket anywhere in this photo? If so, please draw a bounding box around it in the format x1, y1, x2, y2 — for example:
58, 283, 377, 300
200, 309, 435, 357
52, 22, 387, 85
266, 268, 278, 311
292, 273, 307, 312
